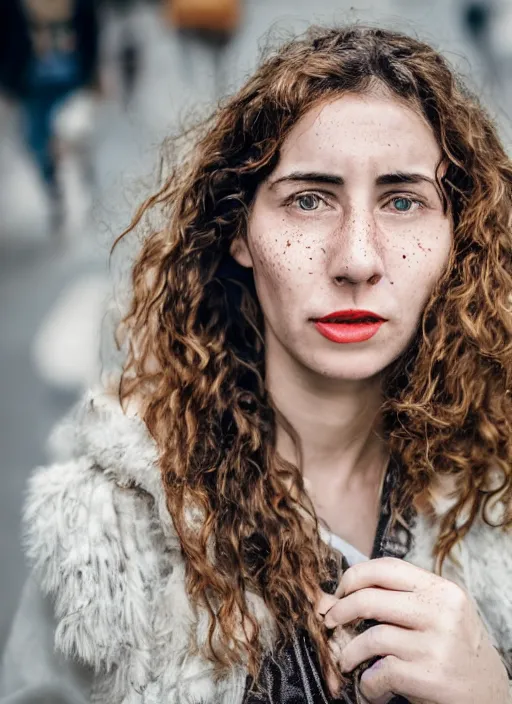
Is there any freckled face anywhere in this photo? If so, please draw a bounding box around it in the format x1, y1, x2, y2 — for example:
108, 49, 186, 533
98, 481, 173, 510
230, 94, 453, 381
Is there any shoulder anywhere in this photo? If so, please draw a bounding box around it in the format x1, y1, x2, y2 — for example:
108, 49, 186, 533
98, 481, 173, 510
43, 386, 159, 488
461, 511, 512, 666
21, 386, 180, 672
28, 386, 173, 528
23, 385, 170, 574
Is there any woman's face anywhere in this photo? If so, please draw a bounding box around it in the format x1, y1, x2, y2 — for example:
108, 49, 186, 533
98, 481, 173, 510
230, 93, 453, 382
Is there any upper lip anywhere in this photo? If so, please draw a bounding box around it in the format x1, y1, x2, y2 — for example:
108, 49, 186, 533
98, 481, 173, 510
313, 309, 387, 323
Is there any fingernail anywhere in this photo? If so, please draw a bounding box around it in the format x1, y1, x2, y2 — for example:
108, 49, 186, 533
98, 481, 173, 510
323, 611, 334, 629
316, 593, 338, 618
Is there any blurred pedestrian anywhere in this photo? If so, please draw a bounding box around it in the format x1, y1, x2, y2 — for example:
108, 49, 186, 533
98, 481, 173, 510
166, 0, 241, 35
463, 0, 492, 44
487, 0, 512, 95
103, 0, 141, 107
0, 0, 101, 240
167, 0, 241, 98
118, 24, 139, 107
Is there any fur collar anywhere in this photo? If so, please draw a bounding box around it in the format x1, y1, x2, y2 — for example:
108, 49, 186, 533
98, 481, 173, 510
21, 388, 512, 702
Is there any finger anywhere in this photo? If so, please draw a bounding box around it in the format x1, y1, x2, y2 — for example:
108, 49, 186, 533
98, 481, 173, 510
316, 591, 338, 619
339, 557, 438, 597
337, 624, 420, 673
358, 654, 406, 702
359, 655, 434, 703
368, 696, 393, 704
323, 587, 427, 630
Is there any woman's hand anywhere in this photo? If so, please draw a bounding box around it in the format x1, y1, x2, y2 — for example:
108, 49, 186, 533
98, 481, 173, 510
319, 557, 510, 704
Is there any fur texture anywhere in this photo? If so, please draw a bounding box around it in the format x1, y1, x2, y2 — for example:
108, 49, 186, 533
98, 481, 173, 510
22, 389, 512, 702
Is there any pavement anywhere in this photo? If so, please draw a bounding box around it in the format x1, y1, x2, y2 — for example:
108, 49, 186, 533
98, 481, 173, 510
0, 0, 510, 650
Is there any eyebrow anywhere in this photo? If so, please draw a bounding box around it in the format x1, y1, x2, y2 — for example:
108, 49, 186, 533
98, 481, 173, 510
269, 171, 343, 188
376, 171, 437, 188
269, 171, 345, 189
268, 170, 438, 189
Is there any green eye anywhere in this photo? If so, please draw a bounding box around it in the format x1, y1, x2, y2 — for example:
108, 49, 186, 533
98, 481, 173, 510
393, 197, 413, 212
297, 194, 320, 210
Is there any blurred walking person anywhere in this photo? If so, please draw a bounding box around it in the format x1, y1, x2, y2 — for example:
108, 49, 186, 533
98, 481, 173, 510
0, 0, 101, 242
462, 0, 512, 107
103, 0, 141, 108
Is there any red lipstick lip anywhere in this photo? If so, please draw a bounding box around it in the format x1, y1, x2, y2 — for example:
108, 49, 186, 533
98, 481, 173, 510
312, 309, 388, 344
313, 309, 386, 323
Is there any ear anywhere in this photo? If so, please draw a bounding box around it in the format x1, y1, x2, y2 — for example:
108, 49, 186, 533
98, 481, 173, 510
229, 236, 253, 269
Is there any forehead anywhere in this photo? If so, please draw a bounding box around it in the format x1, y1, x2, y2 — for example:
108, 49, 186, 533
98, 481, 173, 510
274, 93, 442, 176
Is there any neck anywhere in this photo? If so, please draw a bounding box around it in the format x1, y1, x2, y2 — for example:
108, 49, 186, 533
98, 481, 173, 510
266, 345, 388, 493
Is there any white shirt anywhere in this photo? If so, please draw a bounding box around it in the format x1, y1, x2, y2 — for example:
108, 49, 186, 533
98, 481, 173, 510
319, 525, 370, 566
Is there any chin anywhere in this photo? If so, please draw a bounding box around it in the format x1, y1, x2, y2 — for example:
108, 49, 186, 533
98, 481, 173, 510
317, 365, 385, 382
307, 349, 399, 383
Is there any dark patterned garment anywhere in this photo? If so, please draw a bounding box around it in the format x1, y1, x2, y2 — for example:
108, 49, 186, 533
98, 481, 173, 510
243, 456, 416, 704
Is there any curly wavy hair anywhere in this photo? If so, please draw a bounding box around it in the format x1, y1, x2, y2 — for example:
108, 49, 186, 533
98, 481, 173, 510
112, 25, 512, 695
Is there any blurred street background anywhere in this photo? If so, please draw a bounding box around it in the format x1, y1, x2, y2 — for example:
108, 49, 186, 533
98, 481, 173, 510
1, 0, 512, 650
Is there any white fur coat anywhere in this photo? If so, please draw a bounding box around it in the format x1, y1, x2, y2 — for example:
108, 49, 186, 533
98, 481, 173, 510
20, 388, 512, 703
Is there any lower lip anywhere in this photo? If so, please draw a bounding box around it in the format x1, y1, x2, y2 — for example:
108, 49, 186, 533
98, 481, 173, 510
314, 321, 385, 343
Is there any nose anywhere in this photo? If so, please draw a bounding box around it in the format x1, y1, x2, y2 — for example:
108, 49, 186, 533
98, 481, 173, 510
326, 208, 385, 287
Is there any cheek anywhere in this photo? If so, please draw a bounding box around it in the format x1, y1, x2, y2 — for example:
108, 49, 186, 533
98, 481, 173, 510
388, 222, 452, 304
414, 227, 452, 285
393, 220, 451, 267
251, 238, 293, 288
250, 221, 317, 287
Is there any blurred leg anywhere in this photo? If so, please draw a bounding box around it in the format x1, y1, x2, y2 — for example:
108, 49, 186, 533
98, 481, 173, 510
21, 94, 57, 188
50, 89, 97, 241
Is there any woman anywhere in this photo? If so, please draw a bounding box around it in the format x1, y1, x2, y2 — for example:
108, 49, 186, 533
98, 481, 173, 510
1, 24, 511, 704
